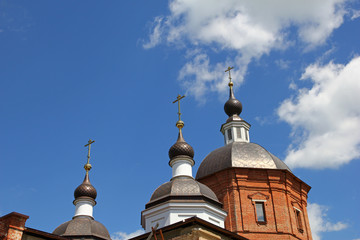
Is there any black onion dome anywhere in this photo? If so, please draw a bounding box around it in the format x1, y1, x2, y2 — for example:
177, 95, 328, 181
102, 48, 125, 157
224, 85, 242, 117
169, 131, 194, 159
224, 97, 242, 117
74, 173, 97, 200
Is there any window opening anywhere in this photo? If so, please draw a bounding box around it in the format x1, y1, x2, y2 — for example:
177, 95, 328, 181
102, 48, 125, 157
227, 129, 232, 141
295, 209, 303, 232
255, 202, 266, 222
236, 127, 241, 139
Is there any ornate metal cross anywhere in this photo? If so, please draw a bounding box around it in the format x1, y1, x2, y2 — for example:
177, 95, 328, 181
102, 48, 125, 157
172, 94, 185, 121
84, 139, 95, 172
225, 66, 234, 84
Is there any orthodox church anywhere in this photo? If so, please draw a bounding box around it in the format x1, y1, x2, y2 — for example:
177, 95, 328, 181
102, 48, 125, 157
0, 68, 313, 240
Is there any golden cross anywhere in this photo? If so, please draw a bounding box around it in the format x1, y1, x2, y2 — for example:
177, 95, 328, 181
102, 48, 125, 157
172, 94, 185, 122
84, 139, 95, 172
225, 66, 234, 85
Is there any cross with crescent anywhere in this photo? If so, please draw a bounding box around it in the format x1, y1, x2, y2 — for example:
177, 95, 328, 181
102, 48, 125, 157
172, 94, 185, 121
84, 139, 95, 172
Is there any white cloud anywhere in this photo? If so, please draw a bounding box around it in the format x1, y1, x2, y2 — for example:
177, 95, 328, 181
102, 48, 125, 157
112, 229, 145, 240
308, 203, 348, 240
144, 0, 352, 100
178, 53, 246, 103
143, 17, 164, 49
278, 56, 360, 169
275, 59, 291, 69
351, 10, 360, 20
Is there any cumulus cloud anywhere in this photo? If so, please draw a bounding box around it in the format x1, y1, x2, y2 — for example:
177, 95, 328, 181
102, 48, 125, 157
144, 0, 352, 99
278, 57, 360, 169
112, 229, 145, 240
308, 203, 348, 240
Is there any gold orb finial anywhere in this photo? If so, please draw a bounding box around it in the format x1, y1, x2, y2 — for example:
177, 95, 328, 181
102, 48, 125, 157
84, 163, 92, 171
176, 120, 184, 129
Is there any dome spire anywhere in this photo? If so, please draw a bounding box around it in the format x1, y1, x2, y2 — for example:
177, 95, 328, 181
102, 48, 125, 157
84, 139, 95, 174
225, 66, 235, 98
53, 139, 111, 240
220, 67, 251, 144
173, 94, 185, 139
224, 66, 242, 118
169, 94, 194, 164
73, 139, 97, 218
142, 96, 227, 232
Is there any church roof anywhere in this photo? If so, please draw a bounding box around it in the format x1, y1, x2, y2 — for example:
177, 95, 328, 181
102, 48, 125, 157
146, 176, 222, 209
52, 216, 111, 240
196, 142, 291, 179
196, 67, 291, 180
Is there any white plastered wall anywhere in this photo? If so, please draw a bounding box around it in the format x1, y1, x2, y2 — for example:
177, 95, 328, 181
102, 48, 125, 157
141, 202, 227, 232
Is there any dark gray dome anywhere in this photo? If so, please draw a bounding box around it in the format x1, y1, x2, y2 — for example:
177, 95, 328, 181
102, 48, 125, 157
169, 141, 194, 159
53, 216, 111, 240
224, 97, 242, 117
196, 142, 291, 179
224, 83, 242, 117
168, 132, 194, 159
74, 173, 97, 200
146, 177, 221, 209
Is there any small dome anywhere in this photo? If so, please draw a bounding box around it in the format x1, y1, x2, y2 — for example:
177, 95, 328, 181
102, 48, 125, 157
196, 142, 291, 179
168, 132, 194, 159
146, 177, 221, 209
53, 216, 111, 240
224, 83, 242, 117
224, 97, 242, 117
74, 174, 97, 200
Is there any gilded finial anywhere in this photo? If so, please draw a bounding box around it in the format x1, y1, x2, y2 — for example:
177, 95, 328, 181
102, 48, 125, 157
225, 66, 234, 88
84, 139, 95, 173
172, 94, 185, 131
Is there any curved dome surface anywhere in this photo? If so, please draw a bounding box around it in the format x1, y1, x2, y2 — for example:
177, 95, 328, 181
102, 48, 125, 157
168, 140, 194, 159
74, 182, 97, 200
53, 216, 111, 240
196, 142, 291, 179
146, 177, 220, 208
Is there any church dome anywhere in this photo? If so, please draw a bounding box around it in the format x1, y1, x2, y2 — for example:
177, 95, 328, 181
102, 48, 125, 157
168, 131, 194, 159
169, 140, 194, 159
53, 216, 111, 240
196, 142, 291, 179
74, 177, 97, 200
146, 176, 221, 209
224, 97, 242, 117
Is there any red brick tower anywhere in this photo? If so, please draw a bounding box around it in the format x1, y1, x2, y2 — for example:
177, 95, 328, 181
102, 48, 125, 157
195, 67, 313, 240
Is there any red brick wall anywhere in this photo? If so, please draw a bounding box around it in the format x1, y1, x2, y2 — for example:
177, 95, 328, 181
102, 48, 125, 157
0, 212, 29, 240
198, 168, 312, 240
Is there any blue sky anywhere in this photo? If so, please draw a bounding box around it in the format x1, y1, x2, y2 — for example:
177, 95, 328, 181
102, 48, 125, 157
0, 1, 360, 240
